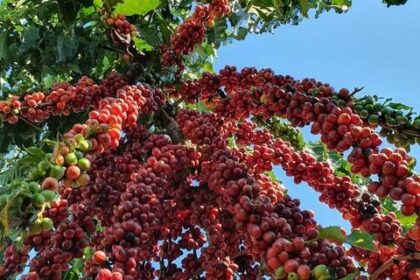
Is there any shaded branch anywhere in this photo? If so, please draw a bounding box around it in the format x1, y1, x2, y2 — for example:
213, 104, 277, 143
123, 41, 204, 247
370, 252, 420, 280
154, 105, 183, 144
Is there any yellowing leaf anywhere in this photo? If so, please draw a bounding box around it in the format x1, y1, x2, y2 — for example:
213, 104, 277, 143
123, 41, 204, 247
0, 200, 12, 234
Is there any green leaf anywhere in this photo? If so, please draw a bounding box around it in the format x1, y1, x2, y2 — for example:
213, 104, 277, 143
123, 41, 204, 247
133, 37, 153, 53
317, 226, 346, 242
251, 0, 277, 9
0, 164, 23, 186
306, 141, 328, 161
264, 170, 282, 184
56, 33, 78, 63
388, 102, 412, 111
57, 0, 81, 26
93, 0, 103, 8
100, 56, 112, 76
396, 212, 416, 231
332, 0, 352, 8
25, 147, 46, 160
381, 198, 397, 213
114, 0, 160, 16
63, 258, 84, 280
345, 230, 377, 251
227, 137, 237, 149
202, 62, 213, 73
18, 25, 40, 54
235, 27, 248, 40
83, 247, 94, 260
196, 102, 211, 113
298, 0, 309, 17
0, 30, 9, 61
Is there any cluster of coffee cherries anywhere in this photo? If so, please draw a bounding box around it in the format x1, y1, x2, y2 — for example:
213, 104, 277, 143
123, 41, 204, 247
368, 147, 419, 215
176, 66, 419, 216
161, 0, 230, 69
0, 245, 29, 278
16, 84, 163, 279
177, 109, 357, 279
2, 61, 418, 280
0, 73, 127, 124
173, 69, 419, 279
102, 11, 137, 61
103, 13, 137, 38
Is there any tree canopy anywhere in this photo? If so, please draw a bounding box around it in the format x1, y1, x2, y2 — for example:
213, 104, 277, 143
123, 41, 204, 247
0, 0, 418, 280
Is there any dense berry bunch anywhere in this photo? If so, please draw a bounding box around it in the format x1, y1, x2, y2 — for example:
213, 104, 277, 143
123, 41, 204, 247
0, 73, 127, 124
362, 213, 402, 244
368, 148, 418, 215
2, 51, 419, 280
103, 13, 137, 38
178, 66, 420, 216
102, 12, 137, 61
161, 1, 230, 69
0, 245, 29, 278
24, 230, 53, 251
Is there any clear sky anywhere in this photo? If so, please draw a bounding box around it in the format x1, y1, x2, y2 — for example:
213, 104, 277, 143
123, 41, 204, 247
214, 1, 420, 230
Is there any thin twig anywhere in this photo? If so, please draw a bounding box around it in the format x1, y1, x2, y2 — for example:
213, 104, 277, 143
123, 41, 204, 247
256, 260, 264, 280
370, 252, 419, 280
172, 98, 184, 108
99, 43, 125, 54
18, 116, 43, 132
349, 86, 365, 97
155, 105, 184, 144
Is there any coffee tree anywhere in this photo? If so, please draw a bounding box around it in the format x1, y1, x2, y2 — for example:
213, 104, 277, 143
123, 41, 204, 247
0, 0, 418, 279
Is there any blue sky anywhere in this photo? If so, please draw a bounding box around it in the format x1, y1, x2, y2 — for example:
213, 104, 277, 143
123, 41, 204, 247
215, 1, 420, 230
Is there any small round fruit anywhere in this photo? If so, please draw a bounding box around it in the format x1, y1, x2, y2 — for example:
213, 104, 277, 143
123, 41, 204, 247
368, 114, 379, 125
413, 118, 420, 129
75, 151, 83, 159
386, 118, 397, 126
284, 259, 299, 273
65, 153, 78, 166
28, 182, 41, 193
79, 140, 91, 152
312, 265, 329, 278
49, 165, 66, 179
75, 173, 90, 187
274, 267, 286, 279
97, 269, 112, 280
41, 217, 53, 230
74, 134, 84, 143
42, 177, 59, 192
41, 190, 56, 202
112, 272, 123, 280
66, 166, 81, 180
297, 265, 311, 280
93, 251, 107, 264
37, 161, 49, 172
360, 110, 369, 118
55, 155, 65, 166
287, 272, 298, 280
78, 158, 91, 171
29, 220, 43, 235
32, 193, 45, 208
